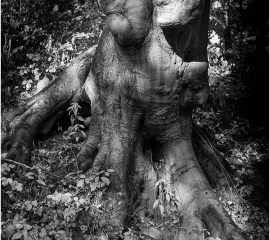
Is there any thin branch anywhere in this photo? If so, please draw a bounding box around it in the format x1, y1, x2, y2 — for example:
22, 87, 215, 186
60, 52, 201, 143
210, 15, 226, 29
2, 158, 33, 169
2, 158, 62, 179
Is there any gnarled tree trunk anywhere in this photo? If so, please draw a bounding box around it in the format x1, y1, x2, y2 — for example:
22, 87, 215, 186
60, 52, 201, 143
3, 0, 248, 239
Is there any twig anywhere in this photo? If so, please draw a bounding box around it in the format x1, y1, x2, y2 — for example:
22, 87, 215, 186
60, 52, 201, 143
2, 158, 62, 179
41, 171, 62, 179
2, 158, 33, 169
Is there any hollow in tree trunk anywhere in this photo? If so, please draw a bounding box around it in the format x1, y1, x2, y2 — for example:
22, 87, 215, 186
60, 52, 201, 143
3, 0, 248, 239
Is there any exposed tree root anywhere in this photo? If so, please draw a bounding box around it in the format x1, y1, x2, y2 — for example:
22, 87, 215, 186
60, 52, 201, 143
2, 46, 96, 164
3, 0, 249, 238
72, 102, 247, 239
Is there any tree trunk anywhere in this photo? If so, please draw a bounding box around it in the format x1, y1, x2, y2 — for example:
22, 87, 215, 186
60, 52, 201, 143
4, 0, 248, 239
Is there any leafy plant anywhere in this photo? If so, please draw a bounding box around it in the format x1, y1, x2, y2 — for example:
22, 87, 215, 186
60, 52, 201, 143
153, 179, 179, 218
1, 0, 103, 106
63, 102, 86, 142
68, 168, 114, 192
1, 145, 117, 239
1, 0, 269, 239
1, 163, 23, 191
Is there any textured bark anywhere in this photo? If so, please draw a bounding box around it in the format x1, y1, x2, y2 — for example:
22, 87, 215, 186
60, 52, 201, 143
3, 46, 96, 164
4, 0, 248, 239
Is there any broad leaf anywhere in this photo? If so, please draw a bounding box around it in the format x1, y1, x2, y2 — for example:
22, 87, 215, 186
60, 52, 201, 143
77, 179, 84, 188
12, 232, 22, 240
159, 204, 164, 216
101, 177, 110, 185
153, 199, 159, 209
36, 179, 46, 186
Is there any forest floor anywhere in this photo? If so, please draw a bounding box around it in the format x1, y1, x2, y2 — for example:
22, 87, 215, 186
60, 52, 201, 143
1, 1, 269, 240
2, 92, 269, 240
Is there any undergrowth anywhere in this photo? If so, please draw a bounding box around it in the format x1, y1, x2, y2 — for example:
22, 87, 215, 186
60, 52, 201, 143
1, 141, 117, 240
1, 135, 268, 239
1, 1, 268, 240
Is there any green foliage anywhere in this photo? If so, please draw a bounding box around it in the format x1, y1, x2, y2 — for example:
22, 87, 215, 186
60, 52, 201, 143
153, 179, 180, 218
63, 103, 87, 142
1, 142, 116, 239
1, 163, 23, 191
1, 0, 104, 106
67, 169, 114, 191
193, 3, 269, 238
1, 0, 268, 239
